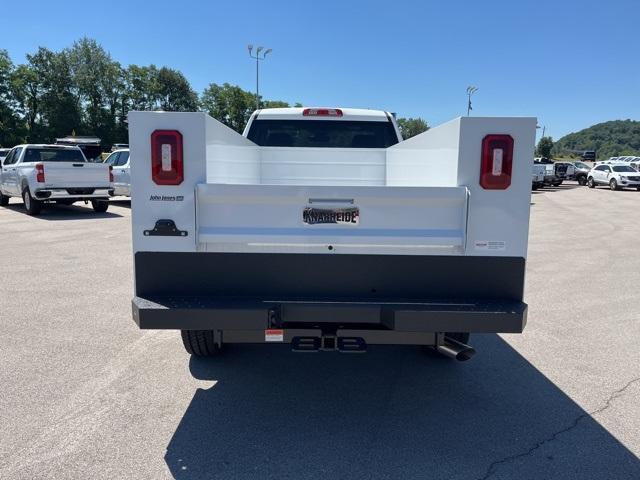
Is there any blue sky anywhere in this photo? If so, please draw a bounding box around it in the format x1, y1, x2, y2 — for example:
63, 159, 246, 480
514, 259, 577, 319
2, 0, 638, 139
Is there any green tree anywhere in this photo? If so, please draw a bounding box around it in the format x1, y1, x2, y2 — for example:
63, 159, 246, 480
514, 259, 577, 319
201, 83, 256, 132
262, 100, 290, 108
67, 38, 125, 144
396, 117, 429, 139
11, 64, 41, 140
124, 64, 159, 111
553, 120, 640, 159
25, 47, 82, 142
537, 136, 554, 158
0, 50, 25, 146
155, 67, 199, 112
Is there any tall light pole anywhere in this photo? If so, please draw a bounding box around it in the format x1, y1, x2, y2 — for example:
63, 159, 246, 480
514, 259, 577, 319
536, 124, 546, 139
466, 86, 478, 116
247, 45, 272, 110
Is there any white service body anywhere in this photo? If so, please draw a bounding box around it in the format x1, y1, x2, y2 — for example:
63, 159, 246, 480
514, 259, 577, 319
128, 108, 536, 348
129, 112, 535, 258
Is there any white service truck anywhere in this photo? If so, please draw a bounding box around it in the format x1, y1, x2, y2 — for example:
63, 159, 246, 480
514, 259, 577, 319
0, 144, 113, 215
129, 108, 536, 361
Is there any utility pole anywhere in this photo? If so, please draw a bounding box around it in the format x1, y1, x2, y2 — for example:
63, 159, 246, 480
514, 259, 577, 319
247, 45, 272, 110
466, 86, 478, 116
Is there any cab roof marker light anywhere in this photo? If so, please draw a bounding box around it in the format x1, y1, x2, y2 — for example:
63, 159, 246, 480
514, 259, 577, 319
303, 108, 343, 117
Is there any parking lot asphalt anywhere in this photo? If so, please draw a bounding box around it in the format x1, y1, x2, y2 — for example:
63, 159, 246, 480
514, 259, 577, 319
0, 185, 639, 480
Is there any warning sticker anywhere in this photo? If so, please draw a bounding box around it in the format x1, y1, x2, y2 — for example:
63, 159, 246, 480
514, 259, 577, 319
474, 240, 506, 251
265, 329, 284, 342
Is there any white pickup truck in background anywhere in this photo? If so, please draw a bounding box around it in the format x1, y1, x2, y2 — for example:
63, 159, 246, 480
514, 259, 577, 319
532, 163, 546, 189
0, 144, 113, 215
129, 108, 536, 362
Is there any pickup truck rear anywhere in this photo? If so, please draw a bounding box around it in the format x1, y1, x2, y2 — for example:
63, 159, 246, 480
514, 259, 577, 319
0, 144, 113, 215
128, 108, 536, 361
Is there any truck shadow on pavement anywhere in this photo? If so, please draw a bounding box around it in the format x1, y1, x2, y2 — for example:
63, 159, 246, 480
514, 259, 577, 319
5, 203, 122, 219
165, 335, 640, 480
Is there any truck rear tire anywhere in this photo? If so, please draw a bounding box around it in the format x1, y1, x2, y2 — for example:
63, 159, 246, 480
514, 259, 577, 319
577, 175, 587, 186
181, 330, 219, 356
91, 199, 109, 213
22, 187, 42, 215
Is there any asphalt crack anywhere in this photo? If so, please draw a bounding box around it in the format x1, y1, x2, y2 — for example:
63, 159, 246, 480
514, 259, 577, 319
476, 376, 640, 480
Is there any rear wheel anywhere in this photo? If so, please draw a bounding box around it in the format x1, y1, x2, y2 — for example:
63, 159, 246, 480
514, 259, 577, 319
0, 191, 9, 206
181, 330, 219, 356
22, 187, 42, 215
577, 175, 587, 186
609, 179, 620, 191
587, 177, 596, 188
91, 199, 109, 213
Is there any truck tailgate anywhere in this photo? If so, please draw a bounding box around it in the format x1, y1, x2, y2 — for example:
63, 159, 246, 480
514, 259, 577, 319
196, 184, 469, 255
43, 162, 111, 188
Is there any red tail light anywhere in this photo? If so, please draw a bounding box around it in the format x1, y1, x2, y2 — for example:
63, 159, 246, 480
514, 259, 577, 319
480, 135, 514, 190
151, 130, 183, 185
303, 108, 343, 117
35, 164, 45, 183
109, 165, 114, 183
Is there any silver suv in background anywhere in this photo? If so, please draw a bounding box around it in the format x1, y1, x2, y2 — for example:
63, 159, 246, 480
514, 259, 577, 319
588, 163, 640, 190
104, 149, 130, 197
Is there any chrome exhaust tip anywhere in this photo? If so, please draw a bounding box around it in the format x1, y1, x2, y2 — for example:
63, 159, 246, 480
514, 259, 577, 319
435, 337, 476, 362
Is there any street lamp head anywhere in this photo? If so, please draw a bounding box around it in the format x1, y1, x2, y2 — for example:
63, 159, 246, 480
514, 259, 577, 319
256, 46, 264, 54
264, 48, 272, 57
248, 44, 253, 54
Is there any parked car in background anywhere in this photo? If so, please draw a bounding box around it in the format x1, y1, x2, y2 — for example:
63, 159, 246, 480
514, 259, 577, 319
0, 144, 113, 215
571, 161, 592, 185
532, 163, 545, 190
111, 143, 129, 152
628, 157, 640, 171
104, 149, 131, 197
587, 163, 640, 190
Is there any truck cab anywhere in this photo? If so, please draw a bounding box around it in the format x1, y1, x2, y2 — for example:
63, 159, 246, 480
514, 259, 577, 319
128, 108, 536, 361
243, 107, 403, 147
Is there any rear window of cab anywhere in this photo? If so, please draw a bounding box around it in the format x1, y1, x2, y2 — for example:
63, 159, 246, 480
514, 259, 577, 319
247, 119, 399, 148
23, 147, 86, 163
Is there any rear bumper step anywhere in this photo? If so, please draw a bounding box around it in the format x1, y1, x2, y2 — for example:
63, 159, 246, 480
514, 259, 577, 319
132, 296, 527, 339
